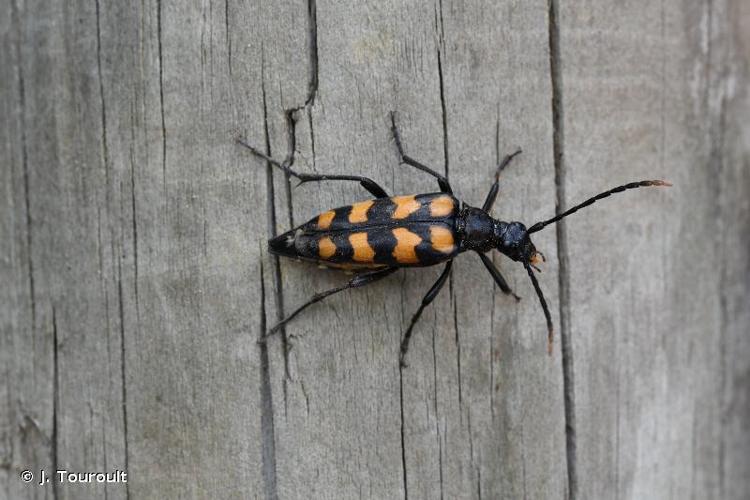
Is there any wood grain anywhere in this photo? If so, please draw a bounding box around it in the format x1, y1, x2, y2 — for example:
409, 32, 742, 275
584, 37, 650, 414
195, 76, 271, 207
2, 0, 748, 499
557, 0, 750, 498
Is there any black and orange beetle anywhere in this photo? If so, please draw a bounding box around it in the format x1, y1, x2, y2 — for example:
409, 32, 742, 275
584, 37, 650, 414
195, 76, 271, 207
238, 112, 670, 366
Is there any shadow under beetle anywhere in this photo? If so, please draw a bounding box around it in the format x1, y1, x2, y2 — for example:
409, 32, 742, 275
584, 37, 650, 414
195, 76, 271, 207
238, 112, 671, 366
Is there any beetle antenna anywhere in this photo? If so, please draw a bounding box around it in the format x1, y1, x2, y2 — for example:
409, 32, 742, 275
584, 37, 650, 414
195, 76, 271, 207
528, 180, 671, 234
524, 262, 554, 355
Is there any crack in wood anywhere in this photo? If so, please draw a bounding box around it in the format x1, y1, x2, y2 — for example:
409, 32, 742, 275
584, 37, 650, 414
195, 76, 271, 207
95, 0, 110, 203
547, 0, 577, 498
258, 256, 279, 500
398, 368, 409, 500
306, 0, 319, 106
129, 157, 141, 323
224, 0, 232, 75
117, 257, 131, 500
156, 0, 167, 199
13, 0, 36, 333
431, 324, 444, 500
51, 306, 59, 500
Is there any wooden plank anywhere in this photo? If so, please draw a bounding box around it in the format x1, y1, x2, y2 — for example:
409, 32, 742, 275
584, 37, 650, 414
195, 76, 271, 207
556, 0, 750, 497
3, 1, 130, 499
117, 0, 270, 497
435, 2, 567, 497
718, 6, 750, 497
712, 1, 750, 498
2, 0, 270, 498
255, 0, 567, 498
1, 3, 59, 499
400, 1, 568, 497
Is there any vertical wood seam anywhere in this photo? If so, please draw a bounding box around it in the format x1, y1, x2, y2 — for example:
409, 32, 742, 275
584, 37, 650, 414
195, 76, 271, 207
51, 307, 59, 500
259, 257, 279, 500
156, 0, 167, 198
116, 259, 131, 500
95, 0, 110, 197
306, 0, 319, 106
705, 1, 731, 495
547, 0, 577, 498
12, 0, 36, 334
398, 373, 409, 500
224, 0, 232, 75
260, 69, 280, 500
435, 4, 451, 496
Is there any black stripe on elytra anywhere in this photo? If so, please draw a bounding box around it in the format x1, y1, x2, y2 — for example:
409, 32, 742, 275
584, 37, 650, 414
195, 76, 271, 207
331, 205, 353, 227
409, 223, 440, 265
368, 197, 397, 223
414, 222, 459, 265
368, 226, 399, 266
328, 231, 354, 262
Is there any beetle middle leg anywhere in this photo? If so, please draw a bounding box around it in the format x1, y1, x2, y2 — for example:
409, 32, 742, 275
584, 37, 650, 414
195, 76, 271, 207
261, 267, 397, 340
236, 138, 389, 198
399, 260, 453, 367
389, 112, 453, 195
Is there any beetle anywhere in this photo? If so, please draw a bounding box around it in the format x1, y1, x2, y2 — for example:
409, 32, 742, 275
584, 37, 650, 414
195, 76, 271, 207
238, 112, 670, 366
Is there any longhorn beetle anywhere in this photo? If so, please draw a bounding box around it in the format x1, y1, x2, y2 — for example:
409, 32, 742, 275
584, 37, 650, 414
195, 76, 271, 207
239, 112, 671, 366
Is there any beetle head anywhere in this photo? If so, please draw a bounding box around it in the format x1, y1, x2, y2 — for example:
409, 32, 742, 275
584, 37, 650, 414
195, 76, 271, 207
495, 221, 544, 266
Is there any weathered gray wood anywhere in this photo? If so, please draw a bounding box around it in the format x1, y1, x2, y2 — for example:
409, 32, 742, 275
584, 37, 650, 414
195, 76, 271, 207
3, 0, 269, 498
556, 0, 750, 498
3, 2, 131, 500
258, 1, 567, 498
2, 1, 749, 500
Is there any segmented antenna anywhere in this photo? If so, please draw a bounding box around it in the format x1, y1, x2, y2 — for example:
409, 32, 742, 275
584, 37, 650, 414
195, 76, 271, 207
528, 180, 671, 234
524, 262, 554, 355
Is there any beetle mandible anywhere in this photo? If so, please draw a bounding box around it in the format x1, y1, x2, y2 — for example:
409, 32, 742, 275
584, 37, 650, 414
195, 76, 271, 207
238, 112, 671, 366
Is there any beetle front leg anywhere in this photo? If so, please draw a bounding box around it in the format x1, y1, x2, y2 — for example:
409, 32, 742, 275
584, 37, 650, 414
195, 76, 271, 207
481, 149, 522, 212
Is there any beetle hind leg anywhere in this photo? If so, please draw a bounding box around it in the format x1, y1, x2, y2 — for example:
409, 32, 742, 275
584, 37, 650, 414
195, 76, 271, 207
236, 137, 389, 198
260, 267, 398, 341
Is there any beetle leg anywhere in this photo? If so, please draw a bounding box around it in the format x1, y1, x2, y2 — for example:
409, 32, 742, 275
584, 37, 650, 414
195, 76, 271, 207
294, 174, 388, 198
399, 260, 453, 367
260, 267, 397, 341
236, 137, 389, 198
389, 112, 453, 194
524, 262, 554, 355
477, 252, 521, 301
481, 149, 522, 212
